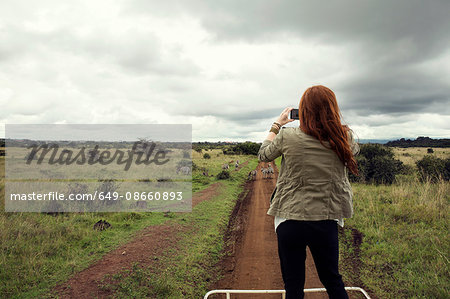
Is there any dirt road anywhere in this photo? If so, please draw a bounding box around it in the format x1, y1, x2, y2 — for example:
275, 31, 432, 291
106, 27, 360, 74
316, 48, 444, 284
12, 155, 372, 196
53, 183, 222, 298
212, 162, 327, 298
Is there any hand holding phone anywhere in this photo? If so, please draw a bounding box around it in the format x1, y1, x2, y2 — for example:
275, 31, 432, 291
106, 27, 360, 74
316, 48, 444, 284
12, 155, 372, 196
276, 107, 296, 126
289, 109, 299, 120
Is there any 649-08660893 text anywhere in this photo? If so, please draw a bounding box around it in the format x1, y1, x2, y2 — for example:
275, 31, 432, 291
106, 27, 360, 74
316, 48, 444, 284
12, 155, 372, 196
9, 191, 186, 201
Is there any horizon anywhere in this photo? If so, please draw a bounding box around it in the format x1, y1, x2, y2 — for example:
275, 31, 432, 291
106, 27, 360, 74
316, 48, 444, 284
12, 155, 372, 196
2, 136, 449, 145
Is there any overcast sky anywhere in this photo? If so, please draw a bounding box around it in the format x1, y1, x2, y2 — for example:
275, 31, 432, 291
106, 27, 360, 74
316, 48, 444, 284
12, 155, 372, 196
1, 0, 449, 142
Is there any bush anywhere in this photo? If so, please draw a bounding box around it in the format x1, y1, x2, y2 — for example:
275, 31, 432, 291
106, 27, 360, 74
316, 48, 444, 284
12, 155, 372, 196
399, 164, 415, 176
416, 155, 449, 182
369, 155, 398, 184
203, 153, 211, 159
349, 144, 403, 184
216, 170, 230, 180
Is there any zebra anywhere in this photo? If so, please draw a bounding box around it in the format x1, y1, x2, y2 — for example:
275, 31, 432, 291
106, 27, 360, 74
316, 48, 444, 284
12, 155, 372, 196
247, 170, 257, 180
266, 165, 274, 179
176, 166, 191, 175
261, 167, 268, 179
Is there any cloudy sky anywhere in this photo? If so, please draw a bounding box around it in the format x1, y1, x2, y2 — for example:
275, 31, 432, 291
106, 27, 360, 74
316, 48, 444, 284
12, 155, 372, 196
1, 0, 449, 142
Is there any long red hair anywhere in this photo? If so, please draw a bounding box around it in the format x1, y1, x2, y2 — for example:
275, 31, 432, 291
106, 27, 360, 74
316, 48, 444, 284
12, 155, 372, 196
299, 85, 358, 175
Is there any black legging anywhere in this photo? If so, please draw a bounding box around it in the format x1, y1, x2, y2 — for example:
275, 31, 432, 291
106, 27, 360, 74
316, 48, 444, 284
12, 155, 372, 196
276, 220, 348, 299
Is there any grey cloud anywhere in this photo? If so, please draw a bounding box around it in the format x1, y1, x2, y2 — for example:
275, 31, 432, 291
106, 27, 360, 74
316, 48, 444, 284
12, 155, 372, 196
123, 0, 450, 120
182, 106, 280, 121
339, 68, 450, 115
0, 23, 200, 77
127, 0, 450, 58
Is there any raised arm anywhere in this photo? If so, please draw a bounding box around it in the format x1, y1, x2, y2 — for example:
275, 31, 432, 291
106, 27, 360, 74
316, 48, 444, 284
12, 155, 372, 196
257, 107, 294, 162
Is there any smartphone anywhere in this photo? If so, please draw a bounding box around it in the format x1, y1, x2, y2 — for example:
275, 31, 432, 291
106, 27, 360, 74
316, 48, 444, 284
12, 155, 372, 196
289, 109, 299, 120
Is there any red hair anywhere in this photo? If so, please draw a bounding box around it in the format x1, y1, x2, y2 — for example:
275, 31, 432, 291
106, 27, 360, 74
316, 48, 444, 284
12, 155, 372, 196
299, 85, 358, 175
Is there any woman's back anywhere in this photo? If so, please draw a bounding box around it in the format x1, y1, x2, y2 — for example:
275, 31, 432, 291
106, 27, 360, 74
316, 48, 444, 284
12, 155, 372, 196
278, 127, 347, 182
258, 127, 356, 220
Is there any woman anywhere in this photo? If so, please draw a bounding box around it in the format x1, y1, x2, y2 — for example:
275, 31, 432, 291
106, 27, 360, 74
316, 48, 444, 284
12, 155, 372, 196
258, 85, 359, 299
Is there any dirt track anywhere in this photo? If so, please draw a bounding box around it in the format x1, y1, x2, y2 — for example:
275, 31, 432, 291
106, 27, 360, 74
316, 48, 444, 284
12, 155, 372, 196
212, 162, 327, 298
53, 183, 222, 298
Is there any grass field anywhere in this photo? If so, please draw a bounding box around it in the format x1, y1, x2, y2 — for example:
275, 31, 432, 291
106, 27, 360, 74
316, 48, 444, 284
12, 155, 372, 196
339, 148, 450, 298
1, 146, 449, 298
393, 147, 450, 166
0, 146, 258, 298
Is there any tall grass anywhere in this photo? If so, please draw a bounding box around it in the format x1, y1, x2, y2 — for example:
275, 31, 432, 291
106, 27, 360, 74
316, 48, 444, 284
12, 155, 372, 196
342, 177, 449, 298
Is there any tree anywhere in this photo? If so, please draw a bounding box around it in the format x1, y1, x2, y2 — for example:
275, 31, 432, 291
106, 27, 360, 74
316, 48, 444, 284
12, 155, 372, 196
416, 155, 449, 182
350, 144, 403, 185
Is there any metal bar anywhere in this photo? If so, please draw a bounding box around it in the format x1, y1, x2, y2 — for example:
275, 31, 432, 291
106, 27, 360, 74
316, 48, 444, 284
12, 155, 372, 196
204, 287, 371, 299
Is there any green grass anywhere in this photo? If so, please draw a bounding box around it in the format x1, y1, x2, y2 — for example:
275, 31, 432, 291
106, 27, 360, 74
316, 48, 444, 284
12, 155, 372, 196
1, 153, 175, 298
0, 210, 171, 298
340, 177, 449, 298
192, 149, 253, 193
0, 152, 259, 298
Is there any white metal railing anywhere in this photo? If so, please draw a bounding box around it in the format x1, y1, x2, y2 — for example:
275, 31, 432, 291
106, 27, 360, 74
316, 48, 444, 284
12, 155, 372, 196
204, 287, 371, 299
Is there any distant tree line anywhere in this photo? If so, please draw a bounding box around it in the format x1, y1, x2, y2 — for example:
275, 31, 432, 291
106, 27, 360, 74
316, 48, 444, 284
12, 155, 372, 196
223, 142, 261, 155
193, 141, 240, 152
192, 141, 262, 156
386, 137, 450, 148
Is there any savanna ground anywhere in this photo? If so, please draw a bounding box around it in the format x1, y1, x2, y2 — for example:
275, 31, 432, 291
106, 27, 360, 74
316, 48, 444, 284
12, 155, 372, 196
0, 146, 449, 298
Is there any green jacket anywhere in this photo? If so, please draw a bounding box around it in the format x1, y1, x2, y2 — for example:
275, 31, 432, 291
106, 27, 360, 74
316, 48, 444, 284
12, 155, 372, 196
258, 127, 359, 221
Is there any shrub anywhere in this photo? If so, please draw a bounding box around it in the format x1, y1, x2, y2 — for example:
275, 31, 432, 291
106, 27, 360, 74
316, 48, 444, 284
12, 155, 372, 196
203, 153, 211, 159
446, 159, 450, 181
416, 155, 449, 182
399, 164, 415, 176
216, 170, 230, 180
369, 155, 398, 184
350, 144, 403, 184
